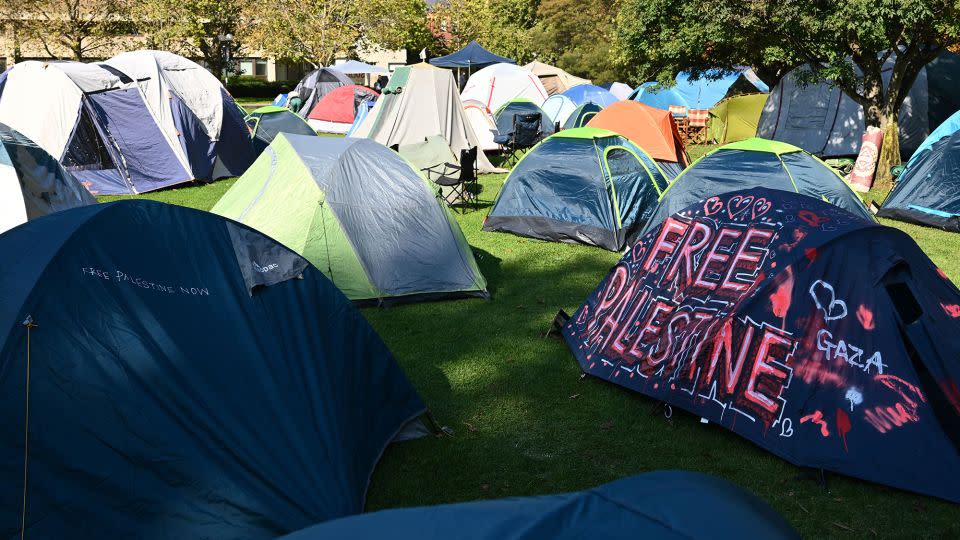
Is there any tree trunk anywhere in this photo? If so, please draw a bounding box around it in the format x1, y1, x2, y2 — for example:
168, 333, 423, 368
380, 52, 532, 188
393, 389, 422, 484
875, 116, 900, 190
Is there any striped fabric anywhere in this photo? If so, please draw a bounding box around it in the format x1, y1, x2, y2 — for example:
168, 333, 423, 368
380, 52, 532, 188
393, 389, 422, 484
668, 105, 688, 117
688, 109, 710, 126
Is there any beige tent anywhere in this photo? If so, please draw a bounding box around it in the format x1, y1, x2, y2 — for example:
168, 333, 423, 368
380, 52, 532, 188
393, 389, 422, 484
523, 61, 591, 95
352, 64, 501, 173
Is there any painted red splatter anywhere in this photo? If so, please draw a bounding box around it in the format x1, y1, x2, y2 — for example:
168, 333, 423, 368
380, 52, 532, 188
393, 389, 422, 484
804, 247, 818, 264
942, 380, 960, 415
856, 304, 875, 330
941, 302, 960, 318
770, 267, 794, 319
836, 408, 852, 452
800, 410, 830, 437
937, 267, 950, 281
798, 210, 830, 228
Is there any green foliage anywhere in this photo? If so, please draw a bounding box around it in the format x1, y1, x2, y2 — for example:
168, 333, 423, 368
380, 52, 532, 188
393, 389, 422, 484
430, 0, 539, 62
137, 0, 249, 78
13, 0, 136, 60
225, 76, 299, 98
528, 0, 623, 82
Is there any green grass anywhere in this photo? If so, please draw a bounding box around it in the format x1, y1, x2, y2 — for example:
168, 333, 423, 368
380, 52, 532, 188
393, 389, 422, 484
97, 168, 960, 538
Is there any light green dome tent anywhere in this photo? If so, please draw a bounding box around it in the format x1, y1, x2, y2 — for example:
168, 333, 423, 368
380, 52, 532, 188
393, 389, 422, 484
212, 134, 488, 304
708, 93, 768, 144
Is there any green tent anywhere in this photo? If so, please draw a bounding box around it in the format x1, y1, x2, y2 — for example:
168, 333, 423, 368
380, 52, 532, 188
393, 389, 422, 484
708, 93, 768, 144
244, 105, 317, 155
212, 133, 488, 304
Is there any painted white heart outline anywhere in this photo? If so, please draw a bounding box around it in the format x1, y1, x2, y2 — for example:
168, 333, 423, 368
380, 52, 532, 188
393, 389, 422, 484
809, 280, 848, 321
779, 418, 794, 437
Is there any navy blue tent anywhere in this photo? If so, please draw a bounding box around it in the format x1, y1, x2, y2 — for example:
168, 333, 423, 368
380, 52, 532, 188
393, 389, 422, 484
278, 471, 799, 540
562, 102, 602, 130
878, 110, 960, 231
0, 201, 427, 539
639, 137, 873, 238
493, 99, 555, 138
484, 127, 671, 250
563, 188, 960, 503
429, 40, 515, 68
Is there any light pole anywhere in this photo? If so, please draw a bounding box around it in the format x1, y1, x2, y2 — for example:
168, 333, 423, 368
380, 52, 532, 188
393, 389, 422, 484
218, 33, 234, 83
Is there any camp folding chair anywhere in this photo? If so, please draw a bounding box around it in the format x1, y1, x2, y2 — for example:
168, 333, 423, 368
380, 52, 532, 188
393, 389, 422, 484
433, 146, 479, 213
493, 112, 543, 166
686, 109, 710, 144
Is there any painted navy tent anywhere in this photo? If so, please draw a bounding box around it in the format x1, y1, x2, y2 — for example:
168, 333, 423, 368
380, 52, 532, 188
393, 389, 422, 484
0, 201, 427, 538
562, 188, 960, 503
278, 471, 799, 540
245, 105, 317, 155
483, 127, 671, 251
878, 110, 960, 231
757, 51, 960, 158
429, 40, 515, 68
0, 122, 94, 234
213, 134, 488, 304
494, 99, 556, 138
640, 138, 872, 237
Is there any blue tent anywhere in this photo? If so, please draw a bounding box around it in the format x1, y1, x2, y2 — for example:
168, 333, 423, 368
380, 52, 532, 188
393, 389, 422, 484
879, 110, 960, 230
639, 138, 873, 237
278, 471, 799, 540
633, 68, 768, 110
483, 127, 672, 250
0, 201, 427, 539
429, 41, 515, 68
493, 99, 555, 138
561, 84, 619, 108
563, 188, 960, 503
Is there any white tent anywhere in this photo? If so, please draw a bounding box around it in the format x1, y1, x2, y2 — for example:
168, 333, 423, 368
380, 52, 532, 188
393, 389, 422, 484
352, 64, 501, 173
542, 94, 577, 125
0, 51, 253, 195
606, 82, 634, 101
461, 63, 548, 114
334, 60, 388, 74
463, 99, 499, 152
523, 61, 590, 95
0, 122, 94, 233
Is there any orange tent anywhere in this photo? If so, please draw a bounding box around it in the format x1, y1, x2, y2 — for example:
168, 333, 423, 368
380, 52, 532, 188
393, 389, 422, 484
587, 101, 689, 166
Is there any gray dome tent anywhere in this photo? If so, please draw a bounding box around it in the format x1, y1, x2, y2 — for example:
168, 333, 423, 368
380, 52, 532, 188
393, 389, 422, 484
0, 122, 94, 234
292, 67, 353, 117
757, 51, 960, 158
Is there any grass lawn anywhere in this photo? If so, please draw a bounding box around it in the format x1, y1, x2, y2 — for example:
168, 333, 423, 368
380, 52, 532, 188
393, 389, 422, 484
97, 152, 960, 538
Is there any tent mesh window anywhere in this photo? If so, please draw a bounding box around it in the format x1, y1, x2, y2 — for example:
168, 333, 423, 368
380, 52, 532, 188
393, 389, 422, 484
605, 147, 643, 177
61, 105, 115, 172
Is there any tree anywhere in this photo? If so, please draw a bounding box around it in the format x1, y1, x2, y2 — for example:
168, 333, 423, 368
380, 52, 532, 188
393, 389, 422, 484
138, 0, 248, 79
616, 0, 960, 187
18, 0, 135, 60
429, 0, 538, 62
528, 0, 623, 82
248, 0, 433, 68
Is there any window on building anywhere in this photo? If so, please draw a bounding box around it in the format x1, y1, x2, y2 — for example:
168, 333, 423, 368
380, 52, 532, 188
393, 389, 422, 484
254, 60, 267, 78
239, 60, 254, 76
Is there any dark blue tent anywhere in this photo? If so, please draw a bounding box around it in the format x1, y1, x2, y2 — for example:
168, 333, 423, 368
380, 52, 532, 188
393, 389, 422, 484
878, 110, 960, 231
562, 102, 602, 130
563, 188, 960, 503
483, 127, 671, 250
0, 201, 427, 539
278, 471, 799, 540
639, 137, 873, 238
429, 40, 515, 68
493, 99, 555, 138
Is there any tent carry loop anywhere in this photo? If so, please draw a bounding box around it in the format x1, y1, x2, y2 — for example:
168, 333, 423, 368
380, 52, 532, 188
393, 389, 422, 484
20, 315, 36, 540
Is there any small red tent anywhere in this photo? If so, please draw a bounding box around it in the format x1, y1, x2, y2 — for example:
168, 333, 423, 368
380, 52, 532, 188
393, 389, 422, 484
307, 85, 379, 133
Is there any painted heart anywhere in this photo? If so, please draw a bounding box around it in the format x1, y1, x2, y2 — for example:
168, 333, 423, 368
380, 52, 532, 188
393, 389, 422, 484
727, 195, 754, 220
703, 196, 723, 216
809, 279, 847, 321
751, 197, 771, 219
779, 418, 794, 437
